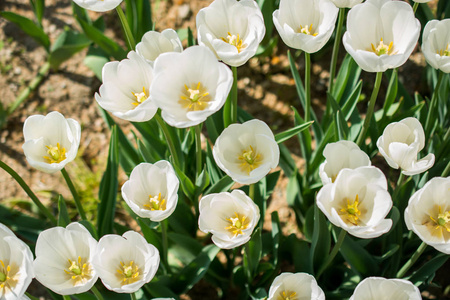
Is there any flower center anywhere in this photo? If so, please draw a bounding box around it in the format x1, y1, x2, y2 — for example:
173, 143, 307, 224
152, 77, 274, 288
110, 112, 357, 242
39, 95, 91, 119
225, 212, 249, 237
221, 32, 246, 53
278, 291, 297, 300
131, 87, 149, 107
339, 194, 361, 225
143, 193, 167, 211
0, 260, 14, 292
116, 261, 140, 286
437, 44, 450, 57
238, 145, 263, 175
430, 206, 450, 233
298, 24, 318, 36
64, 256, 93, 286
43, 142, 66, 164
179, 82, 211, 111
371, 38, 396, 56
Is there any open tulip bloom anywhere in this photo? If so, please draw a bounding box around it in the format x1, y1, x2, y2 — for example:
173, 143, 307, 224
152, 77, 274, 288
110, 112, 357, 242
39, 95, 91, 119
136, 29, 183, 66
317, 166, 393, 239
196, 0, 265, 67
273, 0, 339, 53
22, 111, 81, 174
422, 19, 450, 73
343, 0, 420, 73
151, 46, 233, 128
330, 0, 363, 8
95, 51, 158, 122
349, 277, 421, 300
72, 0, 123, 12
268, 272, 325, 300
121, 161, 179, 222
377, 117, 435, 176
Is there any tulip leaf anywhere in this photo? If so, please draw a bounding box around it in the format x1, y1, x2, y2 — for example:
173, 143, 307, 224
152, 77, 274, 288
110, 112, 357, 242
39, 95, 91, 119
328, 93, 349, 140
292, 107, 312, 171
168, 232, 202, 266
204, 175, 234, 195
310, 204, 331, 274
83, 45, 109, 81
168, 201, 197, 236
247, 284, 267, 300
332, 54, 361, 104
133, 121, 168, 160
144, 281, 178, 299
173, 163, 195, 200
243, 228, 262, 281
29, 0, 45, 25
57, 195, 70, 227
383, 69, 398, 115
275, 121, 314, 144
195, 168, 210, 195
309, 122, 336, 172
49, 29, 91, 70
408, 253, 449, 286
137, 218, 162, 254
137, 138, 161, 163
124, 0, 153, 42
278, 143, 297, 177
340, 234, 379, 276
271, 211, 281, 266
341, 80, 363, 121
205, 143, 223, 184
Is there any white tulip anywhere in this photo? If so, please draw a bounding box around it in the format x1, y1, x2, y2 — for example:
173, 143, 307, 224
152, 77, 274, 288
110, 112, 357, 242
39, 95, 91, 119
422, 19, 450, 73
72, 0, 123, 12
268, 272, 325, 300
22, 111, 81, 174
350, 277, 421, 300
95, 51, 158, 122
151, 46, 233, 128
93, 231, 159, 293
330, 0, 363, 8
404, 177, 450, 254
414, 0, 431, 2
342, 0, 420, 73
317, 166, 392, 239
377, 117, 435, 176
0, 223, 34, 300
319, 140, 371, 185
273, 0, 339, 53
213, 119, 279, 185
33, 223, 98, 295
136, 29, 183, 66
199, 189, 260, 249
121, 161, 179, 222
196, 0, 265, 67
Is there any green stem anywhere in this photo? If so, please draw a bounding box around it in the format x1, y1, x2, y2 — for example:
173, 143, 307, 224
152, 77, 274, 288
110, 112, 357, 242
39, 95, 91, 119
130, 293, 137, 300
161, 219, 171, 274
0, 160, 56, 225
316, 229, 346, 279
91, 286, 104, 300
154, 113, 181, 169
195, 124, 202, 179
442, 160, 450, 177
425, 71, 444, 136
328, 8, 345, 96
61, 168, 87, 221
224, 66, 238, 127
63, 296, 71, 300
392, 172, 405, 201
356, 72, 383, 146
116, 5, 136, 50
396, 241, 427, 278
413, 2, 419, 13
304, 52, 311, 122
249, 183, 255, 201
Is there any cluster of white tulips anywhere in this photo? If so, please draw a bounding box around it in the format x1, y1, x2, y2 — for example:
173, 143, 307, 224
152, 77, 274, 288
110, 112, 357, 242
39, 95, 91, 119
1, 0, 449, 298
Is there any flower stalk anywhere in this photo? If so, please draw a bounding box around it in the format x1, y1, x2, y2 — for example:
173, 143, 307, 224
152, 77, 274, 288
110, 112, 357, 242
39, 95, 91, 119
224, 66, 238, 127
161, 219, 171, 274
425, 71, 445, 136
195, 124, 203, 179
61, 167, 87, 221
116, 5, 136, 50
154, 113, 181, 169
91, 286, 104, 300
413, 2, 419, 13
316, 229, 346, 278
396, 241, 427, 278
328, 8, 346, 96
305, 52, 311, 122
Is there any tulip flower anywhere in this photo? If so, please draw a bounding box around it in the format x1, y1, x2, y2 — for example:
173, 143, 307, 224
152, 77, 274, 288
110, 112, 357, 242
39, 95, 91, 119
92, 231, 160, 293
196, 0, 265, 67
350, 277, 421, 300
136, 29, 183, 65
72, 0, 123, 12
199, 189, 260, 249
121, 161, 179, 222
422, 19, 450, 73
273, 0, 339, 53
151, 46, 233, 128
268, 272, 325, 300
377, 117, 435, 175
317, 166, 392, 239
404, 177, 450, 254
342, 0, 420, 72
0, 223, 34, 300
95, 51, 158, 122
213, 119, 280, 185
413, 0, 431, 2
330, 0, 363, 8
22, 111, 81, 174
33, 223, 98, 295
319, 140, 371, 185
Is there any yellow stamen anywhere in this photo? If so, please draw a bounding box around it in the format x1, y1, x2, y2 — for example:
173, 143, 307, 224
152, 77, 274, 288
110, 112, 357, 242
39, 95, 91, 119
339, 194, 361, 225
437, 44, 450, 56
278, 291, 297, 300
64, 256, 93, 286
131, 87, 149, 107
43, 142, 66, 164
298, 24, 318, 36
429, 206, 450, 233
179, 82, 211, 111
116, 261, 140, 286
143, 193, 167, 211
225, 212, 249, 237
238, 145, 263, 175
370, 38, 396, 56
221, 32, 247, 53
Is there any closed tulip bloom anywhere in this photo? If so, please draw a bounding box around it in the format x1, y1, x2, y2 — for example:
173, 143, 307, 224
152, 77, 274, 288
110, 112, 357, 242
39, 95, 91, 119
0, 224, 34, 300
319, 140, 371, 185
199, 190, 260, 249
350, 277, 421, 300
317, 166, 392, 239
422, 19, 450, 73
213, 119, 280, 185
343, 0, 420, 72
22, 111, 81, 174
92, 231, 160, 293
377, 117, 435, 176
268, 273, 325, 300
330, 0, 363, 8
404, 177, 450, 254
136, 29, 183, 65
151, 46, 233, 128
72, 0, 123, 12
95, 51, 158, 122
273, 0, 339, 53
121, 161, 179, 222
196, 0, 265, 67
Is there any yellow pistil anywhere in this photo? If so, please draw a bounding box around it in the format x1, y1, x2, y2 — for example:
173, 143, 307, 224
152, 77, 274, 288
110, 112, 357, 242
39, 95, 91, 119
179, 82, 211, 111
238, 145, 263, 175
225, 212, 249, 237
429, 206, 450, 234
437, 44, 450, 56
221, 32, 247, 53
370, 38, 396, 56
116, 261, 140, 286
131, 87, 149, 107
278, 291, 297, 300
43, 142, 66, 164
143, 193, 167, 211
64, 256, 93, 286
339, 194, 361, 225
298, 24, 318, 36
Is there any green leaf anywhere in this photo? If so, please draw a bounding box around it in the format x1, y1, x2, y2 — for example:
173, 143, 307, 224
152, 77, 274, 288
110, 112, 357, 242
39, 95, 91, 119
84, 45, 109, 80
341, 80, 363, 121
187, 27, 195, 47
383, 69, 398, 114
29, 0, 45, 25
0, 11, 50, 51
275, 121, 314, 144
168, 201, 197, 236
137, 139, 160, 163
271, 212, 281, 266
173, 163, 195, 200
340, 234, 379, 276
137, 218, 162, 254
195, 168, 210, 195
204, 175, 234, 195
333, 54, 361, 103
168, 232, 203, 266
57, 195, 70, 227
310, 204, 331, 274
49, 29, 91, 70
409, 254, 449, 286
243, 228, 262, 281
